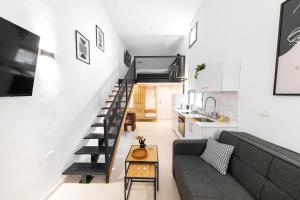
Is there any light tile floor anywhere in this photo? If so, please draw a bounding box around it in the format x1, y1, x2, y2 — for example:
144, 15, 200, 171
49, 120, 181, 200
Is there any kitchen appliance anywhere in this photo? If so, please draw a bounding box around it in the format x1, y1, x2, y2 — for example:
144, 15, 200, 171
178, 114, 185, 138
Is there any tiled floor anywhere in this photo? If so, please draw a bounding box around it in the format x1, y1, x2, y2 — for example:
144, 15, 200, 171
49, 120, 181, 200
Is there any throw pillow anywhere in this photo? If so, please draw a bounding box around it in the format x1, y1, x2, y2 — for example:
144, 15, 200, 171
200, 138, 234, 175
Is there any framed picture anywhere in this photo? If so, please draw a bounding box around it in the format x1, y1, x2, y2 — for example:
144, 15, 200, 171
189, 21, 198, 49
75, 30, 90, 64
96, 25, 105, 52
274, 0, 300, 95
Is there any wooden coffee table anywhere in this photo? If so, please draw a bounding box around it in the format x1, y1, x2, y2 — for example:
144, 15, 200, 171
124, 145, 159, 200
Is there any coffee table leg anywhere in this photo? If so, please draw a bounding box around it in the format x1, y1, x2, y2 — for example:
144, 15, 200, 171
157, 163, 159, 191
124, 177, 126, 200
154, 179, 157, 200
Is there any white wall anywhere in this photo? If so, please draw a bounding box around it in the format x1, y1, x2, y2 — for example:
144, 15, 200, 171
0, 0, 126, 199
186, 0, 300, 153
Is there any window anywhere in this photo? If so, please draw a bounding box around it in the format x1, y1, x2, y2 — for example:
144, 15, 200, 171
195, 93, 203, 108
189, 91, 203, 108
189, 21, 198, 48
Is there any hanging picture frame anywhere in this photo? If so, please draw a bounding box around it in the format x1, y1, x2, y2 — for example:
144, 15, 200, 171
189, 21, 198, 49
96, 25, 105, 52
274, 0, 300, 95
75, 30, 90, 64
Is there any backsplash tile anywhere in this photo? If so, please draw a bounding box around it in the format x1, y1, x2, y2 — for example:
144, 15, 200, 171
203, 92, 239, 122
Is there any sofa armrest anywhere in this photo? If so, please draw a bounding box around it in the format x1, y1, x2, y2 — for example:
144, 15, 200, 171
173, 139, 208, 156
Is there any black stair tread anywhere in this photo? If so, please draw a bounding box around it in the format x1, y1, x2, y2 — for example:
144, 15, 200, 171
91, 123, 104, 127
84, 132, 118, 140
63, 163, 106, 175
84, 133, 105, 139
109, 95, 116, 97
102, 107, 110, 109
92, 121, 121, 127
75, 146, 107, 155
106, 100, 126, 103
97, 114, 106, 118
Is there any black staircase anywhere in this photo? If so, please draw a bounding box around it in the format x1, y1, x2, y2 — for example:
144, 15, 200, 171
62, 65, 135, 183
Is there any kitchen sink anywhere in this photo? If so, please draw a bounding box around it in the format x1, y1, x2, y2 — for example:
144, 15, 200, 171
192, 117, 215, 123
180, 112, 191, 114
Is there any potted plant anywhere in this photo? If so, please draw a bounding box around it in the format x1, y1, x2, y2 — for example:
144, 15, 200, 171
136, 135, 146, 148
194, 63, 206, 79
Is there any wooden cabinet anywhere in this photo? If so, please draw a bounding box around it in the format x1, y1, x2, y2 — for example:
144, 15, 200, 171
133, 85, 157, 121
193, 61, 241, 92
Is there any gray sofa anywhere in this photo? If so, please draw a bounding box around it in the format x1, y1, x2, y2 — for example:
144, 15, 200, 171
173, 131, 300, 200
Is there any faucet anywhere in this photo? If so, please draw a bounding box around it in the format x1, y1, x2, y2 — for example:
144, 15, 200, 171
204, 96, 217, 118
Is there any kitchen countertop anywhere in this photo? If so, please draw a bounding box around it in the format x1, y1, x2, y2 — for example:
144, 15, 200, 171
175, 109, 238, 128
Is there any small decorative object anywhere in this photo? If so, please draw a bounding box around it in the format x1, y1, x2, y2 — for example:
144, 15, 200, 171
75, 30, 90, 64
96, 25, 104, 52
136, 135, 146, 148
194, 63, 206, 79
132, 148, 148, 159
274, 0, 300, 95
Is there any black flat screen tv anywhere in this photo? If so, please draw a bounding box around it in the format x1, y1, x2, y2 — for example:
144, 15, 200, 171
0, 17, 40, 97
124, 50, 132, 67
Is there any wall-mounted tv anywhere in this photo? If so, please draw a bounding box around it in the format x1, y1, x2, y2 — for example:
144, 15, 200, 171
0, 16, 40, 97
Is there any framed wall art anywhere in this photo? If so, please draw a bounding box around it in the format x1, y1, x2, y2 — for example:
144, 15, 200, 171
96, 25, 105, 52
189, 21, 198, 49
274, 0, 300, 95
75, 30, 90, 64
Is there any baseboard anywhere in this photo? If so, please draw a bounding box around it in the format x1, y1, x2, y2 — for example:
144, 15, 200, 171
41, 176, 66, 200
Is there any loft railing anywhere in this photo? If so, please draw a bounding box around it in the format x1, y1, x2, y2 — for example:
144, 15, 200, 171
134, 56, 186, 82
103, 64, 135, 183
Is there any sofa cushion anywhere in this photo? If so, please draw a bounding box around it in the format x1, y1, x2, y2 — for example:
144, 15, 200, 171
183, 171, 222, 199
218, 131, 241, 156
200, 138, 234, 174
268, 158, 300, 200
260, 181, 293, 200
230, 157, 266, 199
174, 155, 219, 174
182, 171, 254, 200
208, 173, 255, 200
237, 141, 273, 177
174, 155, 254, 200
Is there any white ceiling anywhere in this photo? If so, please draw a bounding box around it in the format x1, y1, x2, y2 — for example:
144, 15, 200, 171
100, 0, 204, 56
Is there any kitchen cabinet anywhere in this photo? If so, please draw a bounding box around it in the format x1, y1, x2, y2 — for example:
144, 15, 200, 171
185, 119, 203, 139
195, 62, 223, 92
172, 110, 178, 133
173, 109, 238, 140
202, 127, 238, 139
193, 61, 241, 92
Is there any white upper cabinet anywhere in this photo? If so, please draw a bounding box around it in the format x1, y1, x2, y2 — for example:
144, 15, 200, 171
192, 60, 241, 92
195, 62, 223, 92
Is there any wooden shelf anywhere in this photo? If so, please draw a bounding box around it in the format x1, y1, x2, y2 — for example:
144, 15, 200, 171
126, 163, 155, 179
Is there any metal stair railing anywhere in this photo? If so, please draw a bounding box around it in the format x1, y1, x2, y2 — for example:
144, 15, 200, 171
103, 65, 135, 183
